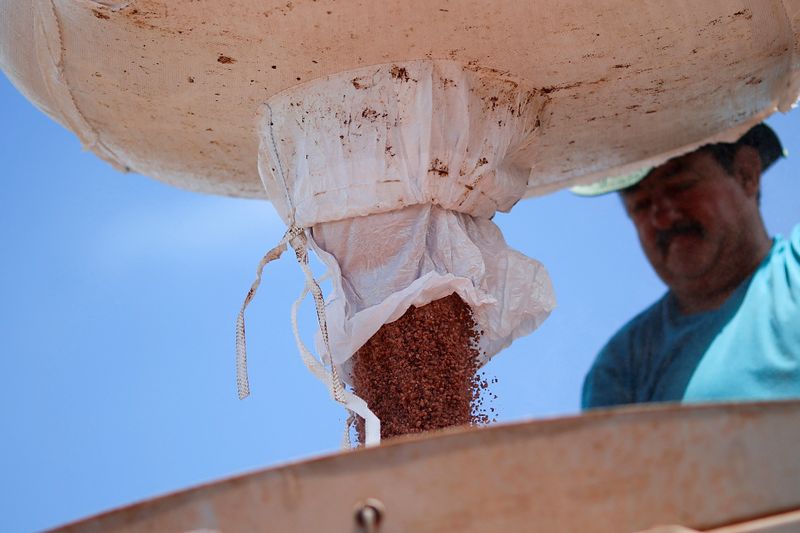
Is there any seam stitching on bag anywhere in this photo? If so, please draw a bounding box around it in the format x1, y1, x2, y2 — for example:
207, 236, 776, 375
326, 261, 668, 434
38, 0, 128, 170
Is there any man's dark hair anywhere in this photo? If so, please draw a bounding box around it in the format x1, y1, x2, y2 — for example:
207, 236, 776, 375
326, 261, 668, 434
700, 123, 785, 175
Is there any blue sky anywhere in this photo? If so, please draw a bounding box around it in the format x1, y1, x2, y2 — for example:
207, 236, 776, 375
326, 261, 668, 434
0, 70, 797, 532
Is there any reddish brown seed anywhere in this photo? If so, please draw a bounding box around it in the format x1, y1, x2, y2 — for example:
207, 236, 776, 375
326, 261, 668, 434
352, 294, 495, 443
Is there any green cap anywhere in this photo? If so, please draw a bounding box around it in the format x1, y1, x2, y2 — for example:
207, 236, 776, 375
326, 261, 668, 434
569, 166, 652, 197
570, 123, 786, 197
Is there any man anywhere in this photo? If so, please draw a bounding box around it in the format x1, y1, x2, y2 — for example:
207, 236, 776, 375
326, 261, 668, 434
579, 123, 800, 408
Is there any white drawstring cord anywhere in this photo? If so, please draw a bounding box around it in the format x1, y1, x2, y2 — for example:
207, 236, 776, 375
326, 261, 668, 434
241, 103, 380, 447
236, 225, 381, 447
235, 227, 300, 400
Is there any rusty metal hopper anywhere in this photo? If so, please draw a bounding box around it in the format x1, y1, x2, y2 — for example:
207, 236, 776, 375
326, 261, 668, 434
51, 401, 800, 533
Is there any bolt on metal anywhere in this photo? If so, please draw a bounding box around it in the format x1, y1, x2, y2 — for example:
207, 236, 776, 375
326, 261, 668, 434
354, 498, 385, 533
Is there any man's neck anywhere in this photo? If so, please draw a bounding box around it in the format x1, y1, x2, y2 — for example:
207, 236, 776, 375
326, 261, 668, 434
673, 236, 773, 315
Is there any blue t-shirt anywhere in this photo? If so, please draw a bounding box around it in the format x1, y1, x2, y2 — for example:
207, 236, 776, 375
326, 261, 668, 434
582, 224, 800, 409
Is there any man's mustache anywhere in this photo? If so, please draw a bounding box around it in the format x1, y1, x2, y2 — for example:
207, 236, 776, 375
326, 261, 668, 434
656, 222, 704, 255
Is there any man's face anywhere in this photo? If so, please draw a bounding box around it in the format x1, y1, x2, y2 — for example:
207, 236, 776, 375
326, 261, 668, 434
620, 150, 757, 293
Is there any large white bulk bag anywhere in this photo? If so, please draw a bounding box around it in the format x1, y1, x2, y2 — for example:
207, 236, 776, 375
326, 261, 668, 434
3, 0, 799, 444
1, 1, 797, 197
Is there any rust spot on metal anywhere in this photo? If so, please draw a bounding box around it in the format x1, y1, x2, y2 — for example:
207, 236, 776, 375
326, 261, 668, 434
218, 55, 236, 64
92, 9, 110, 20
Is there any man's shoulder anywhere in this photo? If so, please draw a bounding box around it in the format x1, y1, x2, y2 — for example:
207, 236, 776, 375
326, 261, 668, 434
604, 294, 669, 350
589, 294, 669, 379
582, 296, 662, 407
582, 293, 671, 409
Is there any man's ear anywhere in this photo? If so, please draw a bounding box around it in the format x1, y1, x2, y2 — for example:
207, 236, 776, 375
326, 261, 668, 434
732, 145, 762, 198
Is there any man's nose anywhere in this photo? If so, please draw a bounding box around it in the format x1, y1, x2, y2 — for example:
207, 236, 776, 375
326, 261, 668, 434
649, 197, 680, 229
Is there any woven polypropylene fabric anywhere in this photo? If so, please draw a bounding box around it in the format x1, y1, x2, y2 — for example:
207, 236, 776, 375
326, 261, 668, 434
1, 0, 797, 202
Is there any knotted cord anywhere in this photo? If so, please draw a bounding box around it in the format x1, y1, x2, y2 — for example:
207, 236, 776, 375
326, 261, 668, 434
235, 225, 381, 447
